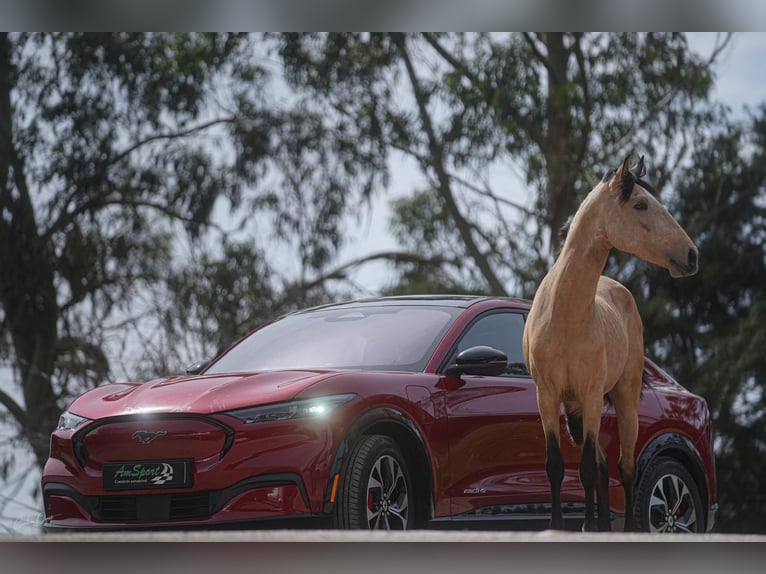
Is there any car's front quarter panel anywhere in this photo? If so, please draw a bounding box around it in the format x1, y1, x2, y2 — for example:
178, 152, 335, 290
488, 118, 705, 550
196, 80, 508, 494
296, 370, 449, 519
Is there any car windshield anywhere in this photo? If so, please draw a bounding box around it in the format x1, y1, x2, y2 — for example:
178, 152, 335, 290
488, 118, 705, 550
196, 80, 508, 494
205, 304, 461, 374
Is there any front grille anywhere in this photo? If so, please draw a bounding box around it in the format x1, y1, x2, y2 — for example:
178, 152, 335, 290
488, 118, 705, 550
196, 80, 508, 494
170, 491, 211, 520
96, 492, 211, 523
100, 496, 138, 522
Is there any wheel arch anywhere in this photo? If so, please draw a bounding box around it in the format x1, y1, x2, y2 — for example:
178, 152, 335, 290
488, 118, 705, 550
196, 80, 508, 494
635, 432, 710, 529
323, 407, 434, 526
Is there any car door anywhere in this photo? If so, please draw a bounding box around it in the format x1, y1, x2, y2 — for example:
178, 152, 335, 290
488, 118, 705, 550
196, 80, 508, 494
439, 310, 583, 518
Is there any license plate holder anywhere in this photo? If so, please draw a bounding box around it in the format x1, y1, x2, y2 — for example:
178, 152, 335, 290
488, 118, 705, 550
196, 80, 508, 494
102, 460, 191, 490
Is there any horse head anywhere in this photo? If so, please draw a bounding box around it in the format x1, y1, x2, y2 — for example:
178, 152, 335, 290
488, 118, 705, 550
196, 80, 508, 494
602, 155, 698, 278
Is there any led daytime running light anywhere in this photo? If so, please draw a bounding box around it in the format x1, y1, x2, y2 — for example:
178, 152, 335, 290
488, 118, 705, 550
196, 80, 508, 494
225, 393, 356, 424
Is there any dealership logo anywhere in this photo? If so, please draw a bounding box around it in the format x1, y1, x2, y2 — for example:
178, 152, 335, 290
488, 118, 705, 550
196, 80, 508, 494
113, 462, 174, 485
131, 430, 167, 445
103, 459, 189, 490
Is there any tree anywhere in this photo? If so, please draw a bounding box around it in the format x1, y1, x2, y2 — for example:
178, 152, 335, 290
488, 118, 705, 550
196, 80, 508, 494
0, 32, 383, 480
278, 33, 729, 296
1, 32, 264, 468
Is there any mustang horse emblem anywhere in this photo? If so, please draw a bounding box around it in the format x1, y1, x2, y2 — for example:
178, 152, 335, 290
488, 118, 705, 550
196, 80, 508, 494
131, 430, 167, 445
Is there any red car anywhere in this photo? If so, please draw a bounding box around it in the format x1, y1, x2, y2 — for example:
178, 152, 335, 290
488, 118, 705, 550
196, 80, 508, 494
42, 295, 718, 532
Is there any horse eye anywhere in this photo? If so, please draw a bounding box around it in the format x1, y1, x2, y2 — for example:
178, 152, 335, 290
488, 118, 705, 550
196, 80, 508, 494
634, 201, 648, 211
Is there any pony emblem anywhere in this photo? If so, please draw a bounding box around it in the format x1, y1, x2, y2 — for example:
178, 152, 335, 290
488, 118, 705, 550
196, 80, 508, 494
131, 430, 167, 445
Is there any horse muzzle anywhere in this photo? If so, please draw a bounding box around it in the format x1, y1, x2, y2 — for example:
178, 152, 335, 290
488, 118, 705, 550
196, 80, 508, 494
669, 247, 699, 278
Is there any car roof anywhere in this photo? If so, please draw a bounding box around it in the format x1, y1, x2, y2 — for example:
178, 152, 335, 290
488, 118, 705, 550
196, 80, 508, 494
293, 294, 530, 315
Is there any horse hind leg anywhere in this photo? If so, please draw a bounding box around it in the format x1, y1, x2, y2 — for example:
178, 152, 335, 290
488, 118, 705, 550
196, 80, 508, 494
616, 419, 638, 531
609, 382, 641, 531
596, 441, 611, 531
579, 401, 610, 532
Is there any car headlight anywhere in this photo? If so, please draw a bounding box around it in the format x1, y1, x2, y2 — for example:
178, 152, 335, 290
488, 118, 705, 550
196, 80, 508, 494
57, 410, 90, 431
224, 393, 356, 424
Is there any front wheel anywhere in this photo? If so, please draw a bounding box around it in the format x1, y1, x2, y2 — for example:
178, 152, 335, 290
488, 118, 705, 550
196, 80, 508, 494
635, 456, 704, 533
333, 434, 414, 530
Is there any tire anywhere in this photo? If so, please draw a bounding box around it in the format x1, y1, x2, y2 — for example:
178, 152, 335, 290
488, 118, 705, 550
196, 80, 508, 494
334, 434, 414, 530
635, 456, 704, 533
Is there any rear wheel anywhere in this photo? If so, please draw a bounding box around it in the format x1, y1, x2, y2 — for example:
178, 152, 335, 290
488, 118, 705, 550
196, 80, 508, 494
635, 456, 704, 533
334, 434, 413, 530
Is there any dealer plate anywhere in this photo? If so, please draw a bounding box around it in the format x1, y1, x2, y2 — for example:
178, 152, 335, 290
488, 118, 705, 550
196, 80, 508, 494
102, 460, 191, 490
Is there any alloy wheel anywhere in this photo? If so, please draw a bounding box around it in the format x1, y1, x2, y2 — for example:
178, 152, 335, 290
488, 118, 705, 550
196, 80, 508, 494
647, 472, 699, 533
366, 453, 409, 530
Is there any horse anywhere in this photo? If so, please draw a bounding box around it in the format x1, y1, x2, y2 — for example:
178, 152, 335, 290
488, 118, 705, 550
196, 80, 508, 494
522, 155, 698, 531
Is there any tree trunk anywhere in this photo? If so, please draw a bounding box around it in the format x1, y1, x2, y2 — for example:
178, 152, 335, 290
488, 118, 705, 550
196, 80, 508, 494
0, 32, 61, 468
543, 33, 578, 253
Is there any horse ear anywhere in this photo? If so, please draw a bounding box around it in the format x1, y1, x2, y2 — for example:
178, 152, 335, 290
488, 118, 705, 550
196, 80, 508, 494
616, 154, 633, 177
632, 155, 646, 178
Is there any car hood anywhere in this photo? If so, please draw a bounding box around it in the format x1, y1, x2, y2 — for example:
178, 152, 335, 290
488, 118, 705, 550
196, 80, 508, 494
68, 370, 341, 419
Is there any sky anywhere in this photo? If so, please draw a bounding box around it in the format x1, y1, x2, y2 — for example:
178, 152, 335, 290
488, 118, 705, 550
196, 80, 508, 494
2, 32, 766, 535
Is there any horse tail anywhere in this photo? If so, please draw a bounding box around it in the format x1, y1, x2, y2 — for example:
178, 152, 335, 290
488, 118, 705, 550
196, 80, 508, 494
564, 408, 584, 446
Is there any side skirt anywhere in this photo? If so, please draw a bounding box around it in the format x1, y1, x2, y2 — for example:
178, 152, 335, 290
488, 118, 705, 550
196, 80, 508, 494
428, 503, 624, 531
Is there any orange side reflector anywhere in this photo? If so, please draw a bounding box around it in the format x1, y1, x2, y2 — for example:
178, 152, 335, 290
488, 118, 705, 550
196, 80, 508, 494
330, 474, 340, 503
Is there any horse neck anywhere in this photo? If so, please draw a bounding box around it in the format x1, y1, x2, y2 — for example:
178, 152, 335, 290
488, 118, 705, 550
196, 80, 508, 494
546, 187, 612, 322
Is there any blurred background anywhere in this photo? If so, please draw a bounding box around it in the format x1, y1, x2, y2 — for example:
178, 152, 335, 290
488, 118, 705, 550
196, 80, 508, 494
1, 31, 765, 534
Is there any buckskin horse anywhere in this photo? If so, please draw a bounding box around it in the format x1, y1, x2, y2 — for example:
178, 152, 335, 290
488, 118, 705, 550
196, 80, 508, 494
522, 155, 698, 531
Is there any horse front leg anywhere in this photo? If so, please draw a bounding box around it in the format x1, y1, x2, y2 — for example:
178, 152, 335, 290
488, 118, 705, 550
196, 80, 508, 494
580, 434, 598, 531
545, 431, 565, 530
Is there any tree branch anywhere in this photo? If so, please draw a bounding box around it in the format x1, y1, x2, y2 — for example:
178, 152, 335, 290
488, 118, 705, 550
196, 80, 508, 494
108, 116, 238, 168
522, 33, 558, 82
0, 388, 28, 430
421, 33, 544, 149
44, 116, 239, 239
614, 32, 733, 153
395, 34, 509, 296
449, 171, 536, 218
280, 250, 459, 304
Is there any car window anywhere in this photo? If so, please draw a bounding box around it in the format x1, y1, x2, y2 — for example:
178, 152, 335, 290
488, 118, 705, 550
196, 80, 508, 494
452, 312, 530, 376
206, 305, 462, 374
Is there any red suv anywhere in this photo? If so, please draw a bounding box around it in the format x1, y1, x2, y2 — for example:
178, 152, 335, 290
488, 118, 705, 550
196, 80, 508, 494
43, 295, 718, 532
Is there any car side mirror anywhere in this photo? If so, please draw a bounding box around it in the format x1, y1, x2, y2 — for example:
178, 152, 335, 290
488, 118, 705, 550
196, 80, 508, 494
185, 359, 211, 376
444, 346, 508, 377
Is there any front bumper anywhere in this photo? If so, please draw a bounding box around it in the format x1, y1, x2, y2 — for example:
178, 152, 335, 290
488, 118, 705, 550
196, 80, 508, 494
43, 473, 312, 529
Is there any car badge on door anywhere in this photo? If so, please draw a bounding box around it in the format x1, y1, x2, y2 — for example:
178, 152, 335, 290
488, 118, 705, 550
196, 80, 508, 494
132, 430, 167, 445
